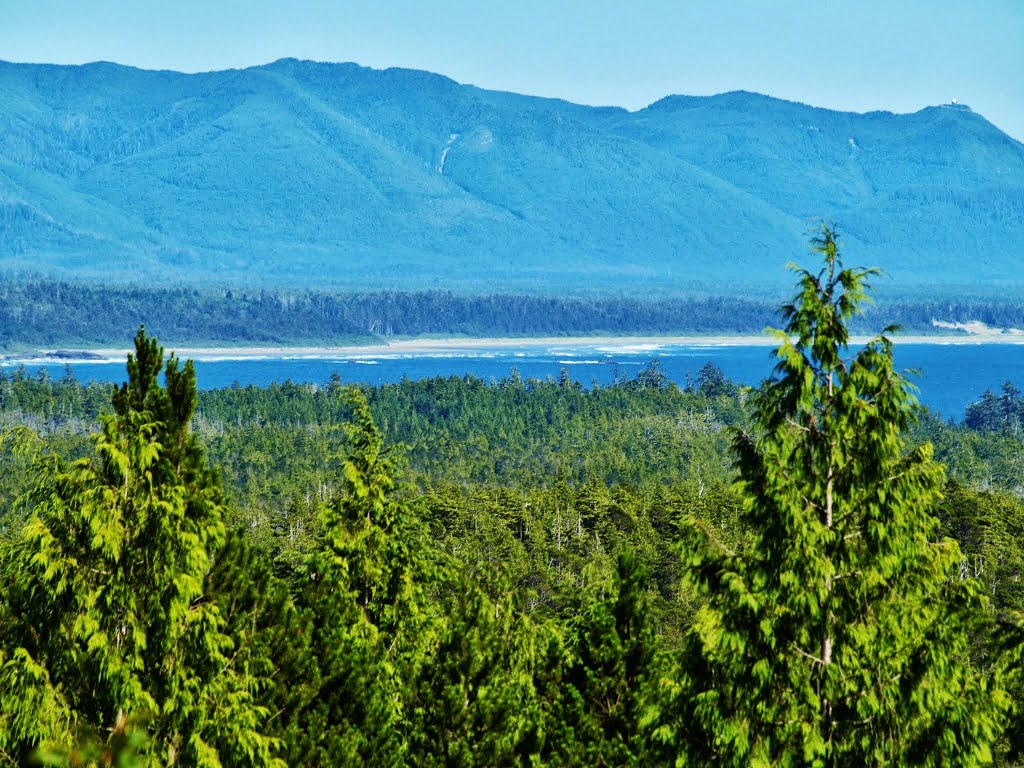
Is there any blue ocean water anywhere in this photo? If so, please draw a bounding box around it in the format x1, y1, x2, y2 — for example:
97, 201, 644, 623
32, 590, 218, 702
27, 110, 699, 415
5, 341, 1024, 421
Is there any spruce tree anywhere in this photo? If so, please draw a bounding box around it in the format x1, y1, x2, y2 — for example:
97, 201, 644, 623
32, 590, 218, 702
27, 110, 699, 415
407, 575, 543, 767
654, 226, 1009, 766
284, 386, 432, 766
552, 549, 660, 768
0, 328, 280, 766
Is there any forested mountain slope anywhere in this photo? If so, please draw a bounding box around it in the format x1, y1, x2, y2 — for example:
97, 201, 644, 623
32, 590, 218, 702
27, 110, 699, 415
1, 59, 1022, 296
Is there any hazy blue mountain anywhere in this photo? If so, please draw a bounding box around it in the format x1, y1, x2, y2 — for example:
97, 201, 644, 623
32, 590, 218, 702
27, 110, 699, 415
1, 59, 1021, 297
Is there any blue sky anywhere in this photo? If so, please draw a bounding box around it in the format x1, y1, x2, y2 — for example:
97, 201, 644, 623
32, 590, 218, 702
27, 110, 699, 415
3, 0, 1022, 140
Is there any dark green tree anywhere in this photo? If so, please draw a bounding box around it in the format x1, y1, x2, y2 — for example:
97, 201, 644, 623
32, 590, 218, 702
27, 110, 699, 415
694, 362, 734, 398
550, 549, 660, 767
655, 226, 1009, 766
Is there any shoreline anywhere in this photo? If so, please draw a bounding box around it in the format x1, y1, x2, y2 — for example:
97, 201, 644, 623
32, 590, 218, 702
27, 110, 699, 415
7, 332, 1024, 363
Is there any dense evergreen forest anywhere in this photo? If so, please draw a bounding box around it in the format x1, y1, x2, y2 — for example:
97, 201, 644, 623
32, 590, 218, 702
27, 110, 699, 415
4, 280, 1024, 348
4, 235, 1024, 765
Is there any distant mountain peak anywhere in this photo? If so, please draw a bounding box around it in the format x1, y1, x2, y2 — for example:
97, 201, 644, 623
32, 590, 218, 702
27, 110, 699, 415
0, 60, 1020, 297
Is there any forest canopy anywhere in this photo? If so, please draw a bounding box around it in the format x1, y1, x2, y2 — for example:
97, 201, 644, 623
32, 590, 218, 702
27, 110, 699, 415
2, 229, 1024, 765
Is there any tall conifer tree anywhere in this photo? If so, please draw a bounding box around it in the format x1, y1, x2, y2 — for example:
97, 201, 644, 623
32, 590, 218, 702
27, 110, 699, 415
284, 387, 433, 767
654, 226, 1009, 766
0, 328, 280, 766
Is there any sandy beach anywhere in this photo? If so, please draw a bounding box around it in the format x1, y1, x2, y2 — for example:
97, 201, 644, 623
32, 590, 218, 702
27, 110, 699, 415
19, 331, 1024, 363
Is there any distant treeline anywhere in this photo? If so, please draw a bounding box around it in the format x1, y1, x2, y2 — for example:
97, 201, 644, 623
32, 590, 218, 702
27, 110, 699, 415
4, 280, 1024, 348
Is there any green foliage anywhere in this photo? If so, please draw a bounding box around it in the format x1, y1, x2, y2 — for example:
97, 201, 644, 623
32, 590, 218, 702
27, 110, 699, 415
937, 480, 1024, 613
202, 531, 317, 764
280, 386, 435, 766
0, 327, 280, 766
408, 578, 543, 767
4, 290, 1024, 765
35, 711, 151, 768
966, 381, 1024, 436
552, 550, 660, 767
657, 225, 1010, 766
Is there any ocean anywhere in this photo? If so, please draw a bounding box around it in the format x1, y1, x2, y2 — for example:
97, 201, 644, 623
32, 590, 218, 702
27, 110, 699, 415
5, 341, 1024, 421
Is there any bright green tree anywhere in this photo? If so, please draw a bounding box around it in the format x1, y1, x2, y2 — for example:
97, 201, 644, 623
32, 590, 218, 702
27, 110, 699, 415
283, 386, 433, 766
0, 328, 280, 766
407, 575, 544, 767
654, 226, 1009, 766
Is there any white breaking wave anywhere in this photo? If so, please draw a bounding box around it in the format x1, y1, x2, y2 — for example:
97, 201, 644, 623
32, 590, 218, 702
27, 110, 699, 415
595, 344, 663, 354
931, 319, 1024, 336
0, 356, 125, 366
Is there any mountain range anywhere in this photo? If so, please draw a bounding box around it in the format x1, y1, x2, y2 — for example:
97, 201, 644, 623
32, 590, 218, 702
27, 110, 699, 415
1, 58, 1022, 298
